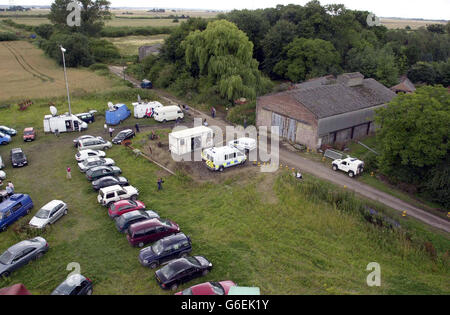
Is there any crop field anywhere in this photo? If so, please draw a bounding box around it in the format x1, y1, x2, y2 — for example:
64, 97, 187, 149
0, 41, 119, 102
380, 18, 447, 29
102, 35, 169, 56
0, 90, 448, 295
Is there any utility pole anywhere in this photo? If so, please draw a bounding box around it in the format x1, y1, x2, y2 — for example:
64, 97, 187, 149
60, 45, 72, 116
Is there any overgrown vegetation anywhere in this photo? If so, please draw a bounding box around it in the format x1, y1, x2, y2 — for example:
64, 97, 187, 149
0, 32, 18, 41
375, 85, 449, 209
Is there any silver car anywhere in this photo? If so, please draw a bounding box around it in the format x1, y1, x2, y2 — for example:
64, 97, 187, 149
78, 137, 112, 151
29, 200, 68, 229
0, 237, 48, 278
78, 157, 115, 172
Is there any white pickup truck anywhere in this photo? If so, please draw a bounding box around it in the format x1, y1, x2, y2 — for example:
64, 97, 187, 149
332, 157, 364, 178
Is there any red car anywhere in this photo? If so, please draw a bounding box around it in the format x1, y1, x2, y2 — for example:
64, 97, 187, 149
126, 218, 180, 247
23, 127, 36, 142
108, 200, 145, 218
175, 281, 236, 295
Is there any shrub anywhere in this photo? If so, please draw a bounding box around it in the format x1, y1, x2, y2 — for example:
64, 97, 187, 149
0, 32, 18, 41
89, 39, 120, 63
34, 24, 54, 39
227, 101, 256, 126
41, 32, 93, 67
89, 63, 109, 71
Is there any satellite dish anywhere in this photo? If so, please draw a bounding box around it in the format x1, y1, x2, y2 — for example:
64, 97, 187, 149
50, 106, 57, 116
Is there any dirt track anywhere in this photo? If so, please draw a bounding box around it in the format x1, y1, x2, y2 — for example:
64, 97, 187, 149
108, 66, 450, 234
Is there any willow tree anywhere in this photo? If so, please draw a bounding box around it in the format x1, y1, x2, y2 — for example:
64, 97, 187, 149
182, 20, 270, 103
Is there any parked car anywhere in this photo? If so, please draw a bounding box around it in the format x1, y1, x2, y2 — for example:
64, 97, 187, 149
85, 166, 121, 181
115, 209, 159, 233
0, 171, 5, 181
10, 148, 28, 167
23, 128, 36, 142
0, 155, 4, 169
139, 233, 192, 269
332, 157, 364, 178
0, 237, 48, 278
141, 79, 153, 89
155, 256, 213, 291
97, 185, 139, 208
51, 274, 93, 295
175, 280, 236, 295
29, 200, 68, 229
112, 129, 135, 144
73, 135, 101, 148
0, 194, 34, 232
0, 132, 11, 145
0, 126, 17, 136
76, 111, 96, 124
127, 218, 180, 248
228, 137, 257, 154
75, 149, 106, 162
78, 137, 112, 151
92, 176, 128, 191
78, 157, 115, 172
108, 199, 145, 218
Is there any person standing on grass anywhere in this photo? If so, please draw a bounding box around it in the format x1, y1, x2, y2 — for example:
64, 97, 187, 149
104, 123, 107, 133
135, 123, 140, 133
109, 127, 114, 138
243, 118, 247, 129
148, 145, 152, 155
66, 167, 72, 180
157, 178, 164, 191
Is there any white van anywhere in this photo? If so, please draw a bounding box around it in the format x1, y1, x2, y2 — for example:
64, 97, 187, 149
153, 105, 184, 123
43, 114, 88, 134
202, 146, 247, 172
228, 137, 257, 153
132, 101, 163, 119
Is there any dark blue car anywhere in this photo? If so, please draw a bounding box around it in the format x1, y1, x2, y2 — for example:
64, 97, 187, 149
139, 233, 192, 269
141, 79, 153, 89
0, 194, 34, 232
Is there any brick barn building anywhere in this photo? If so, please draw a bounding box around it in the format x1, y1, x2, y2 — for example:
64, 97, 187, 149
256, 72, 396, 149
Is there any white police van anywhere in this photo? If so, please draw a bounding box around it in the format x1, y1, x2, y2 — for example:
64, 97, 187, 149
201, 146, 247, 172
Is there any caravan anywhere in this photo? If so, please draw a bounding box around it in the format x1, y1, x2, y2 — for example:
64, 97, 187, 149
43, 114, 88, 134
169, 126, 213, 156
132, 101, 163, 119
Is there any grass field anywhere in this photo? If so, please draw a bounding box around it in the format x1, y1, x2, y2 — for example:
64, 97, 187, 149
0, 90, 448, 295
103, 35, 169, 56
0, 41, 121, 102
380, 18, 447, 29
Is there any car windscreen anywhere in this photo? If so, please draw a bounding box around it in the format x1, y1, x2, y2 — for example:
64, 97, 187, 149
159, 218, 172, 227
151, 240, 164, 255
0, 250, 13, 264
24, 131, 34, 135
0, 132, 6, 137
181, 288, 193, 295
12, 152, 24, 159
35, 209, 50, 219
186, 256, 201, 267
210, 282, 225, 295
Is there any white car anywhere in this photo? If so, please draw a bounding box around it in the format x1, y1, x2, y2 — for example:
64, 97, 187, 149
0, 170, 5, 180
0, 155, 4, 169
75, 149, 106, 162
332, 157, 364, 178
78, 156, 115, 172
29, 200, 68, 228
97, 185, 139, 207
228, 137, 257, 153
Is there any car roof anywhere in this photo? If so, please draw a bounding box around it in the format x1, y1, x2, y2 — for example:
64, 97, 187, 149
99, 185, 122, 193
129, 218, 161, 231
41, 200, 63, 210
119, 129, 132, 133
89, 165, 112, 172
11, 148, 23, 153
98, 176, 116, 181
204, 146, 239, 155
161, 233, 188, 245
23, 127, 34, 131
8, 240, 37, 254
166, 257, 195, 271
114, 199, 135, 206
